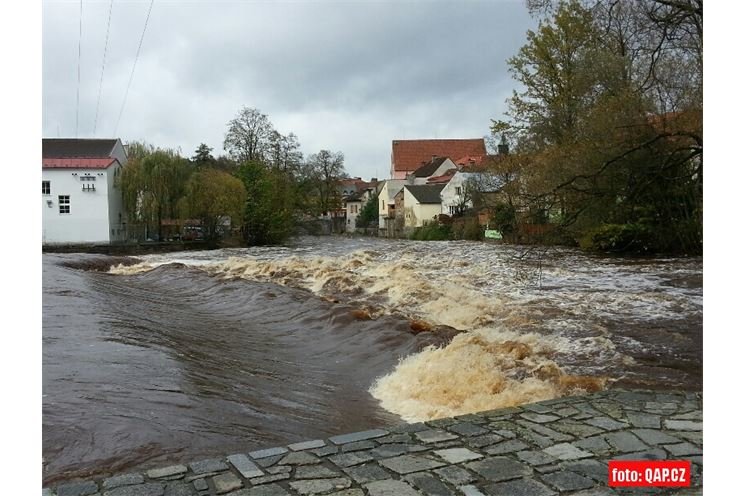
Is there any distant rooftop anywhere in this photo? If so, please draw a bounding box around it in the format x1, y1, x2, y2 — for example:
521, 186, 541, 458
405, 184, 446, 204
391, 138, 486, 174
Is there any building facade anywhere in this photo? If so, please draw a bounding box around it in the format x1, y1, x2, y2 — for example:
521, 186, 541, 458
42, 138, 128, 244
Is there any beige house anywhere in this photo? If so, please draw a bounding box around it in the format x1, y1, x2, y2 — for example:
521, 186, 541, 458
378, 179, 405, 236
403, 184, 446, 228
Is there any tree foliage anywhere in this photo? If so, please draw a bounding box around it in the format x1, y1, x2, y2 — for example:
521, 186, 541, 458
180, 168, 247, 240
305, 150, 347, 215
236, 160, 296, 245
223, 107, 275, 163
119, 144, 192, 240
356, 194, 379, 229
490, 0, 702, 254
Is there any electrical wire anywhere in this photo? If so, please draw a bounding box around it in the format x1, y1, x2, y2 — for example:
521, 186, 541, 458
113, 0, 154, 136
93, 0, 114, 136
75, 0, 83, 137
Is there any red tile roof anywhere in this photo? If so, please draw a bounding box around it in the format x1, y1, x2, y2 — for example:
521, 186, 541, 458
42, 157, 118, 169
426, 168, 457, 184
391, 139, 486, 174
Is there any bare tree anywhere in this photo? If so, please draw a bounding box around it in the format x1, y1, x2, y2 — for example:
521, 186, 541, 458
223, 107, 275, 163
306, 150, 346, 215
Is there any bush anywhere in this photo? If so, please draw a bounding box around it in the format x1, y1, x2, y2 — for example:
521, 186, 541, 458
409, 223, 452, 241
578, 223, 654, 253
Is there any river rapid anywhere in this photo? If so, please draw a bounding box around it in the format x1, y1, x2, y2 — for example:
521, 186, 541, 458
42, 236, 702, 485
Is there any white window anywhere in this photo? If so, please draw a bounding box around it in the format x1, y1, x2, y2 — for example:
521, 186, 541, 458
59, 195, 70, 214
42, 181, 50, 195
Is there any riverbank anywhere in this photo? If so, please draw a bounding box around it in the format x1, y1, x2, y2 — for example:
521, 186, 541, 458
43, 389, 702, 495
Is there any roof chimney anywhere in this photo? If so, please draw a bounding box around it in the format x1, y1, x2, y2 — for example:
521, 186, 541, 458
497, 134, 509, 155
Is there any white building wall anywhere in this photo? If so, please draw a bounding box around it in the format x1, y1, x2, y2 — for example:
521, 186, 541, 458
42, 168, 113, 244
377, 179, 405, 230
346, 200, 362, 232
440, 172, 475, 215
403, 188, 442, 228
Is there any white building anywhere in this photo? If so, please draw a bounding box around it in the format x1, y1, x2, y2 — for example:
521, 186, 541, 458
42, 138, 128, 245
403, 184, 446, 228
377, 179, 405, 235
441, 170, 505, 216
345, 194, 363, 233
405, 157, 457, 185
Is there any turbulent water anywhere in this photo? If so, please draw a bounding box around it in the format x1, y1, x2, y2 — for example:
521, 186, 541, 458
43, 236, 701, 485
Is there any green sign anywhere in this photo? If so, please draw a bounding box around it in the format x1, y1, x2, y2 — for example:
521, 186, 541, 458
484, 229, 502, 239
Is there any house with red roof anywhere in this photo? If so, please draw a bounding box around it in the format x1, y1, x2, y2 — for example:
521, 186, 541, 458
42, 138, 128, 244
390, 138, 486, 179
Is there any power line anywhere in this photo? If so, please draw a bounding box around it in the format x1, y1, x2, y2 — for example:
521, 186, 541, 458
75, 0, 83, 137
113, 0, 154, 136
93, 0, 114, 136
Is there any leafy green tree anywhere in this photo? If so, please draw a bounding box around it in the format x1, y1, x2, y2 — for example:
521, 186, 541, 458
192, 143, 215, 166
356, 194, 379, 228
180, 169, 247, 241
237, 160, 296, 245
491, 0, 701, 253
119, 145, 192, 240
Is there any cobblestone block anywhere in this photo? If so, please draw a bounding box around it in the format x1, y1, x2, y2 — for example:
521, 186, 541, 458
465, 456, 532, 482
103, 474, 144, 490
434, 465, 477, 485
58, 481, 100, 496
288, 440, 326, 451
403, 472, 455, 495
343, 463, 392, 484
541, 471, 595, 491
212, 473, 242, 494
289, 478, 351, 495
189, 459, 229, 475
146, 466, 187, 480
364, 479, 420, 496
483, 477, 557, 496
542, 443, 593, 460
227, 454, 264, 479
329, 430, 388, 445
378, 454, 446, 474
433, 447, 483, 464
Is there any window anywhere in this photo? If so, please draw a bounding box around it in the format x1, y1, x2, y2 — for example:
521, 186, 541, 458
80, 176, 96, 181
82, 183, 96, 192
455, 186, 462, 195
59, 195, 70, 214
42, 181, 50, 195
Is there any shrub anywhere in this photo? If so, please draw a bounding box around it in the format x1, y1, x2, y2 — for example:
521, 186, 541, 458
410, 223, 452, 241
578, 223, 654, 253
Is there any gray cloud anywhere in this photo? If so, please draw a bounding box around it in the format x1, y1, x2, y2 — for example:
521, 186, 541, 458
43, 0, 535, 178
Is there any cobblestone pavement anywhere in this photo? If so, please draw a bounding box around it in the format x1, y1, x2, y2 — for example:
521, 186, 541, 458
44, 389, 702, 496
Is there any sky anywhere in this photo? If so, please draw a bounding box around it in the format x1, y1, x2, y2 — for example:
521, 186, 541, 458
42, 0, 536, 179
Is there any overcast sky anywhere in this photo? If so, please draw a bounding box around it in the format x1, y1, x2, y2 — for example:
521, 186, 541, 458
42, 0, 536, 179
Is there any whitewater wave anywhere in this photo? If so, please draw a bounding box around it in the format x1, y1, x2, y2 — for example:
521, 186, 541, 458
108, 248, 619, 421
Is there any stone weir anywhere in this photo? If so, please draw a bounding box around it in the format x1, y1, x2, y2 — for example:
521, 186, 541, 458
43, 389, 703, 496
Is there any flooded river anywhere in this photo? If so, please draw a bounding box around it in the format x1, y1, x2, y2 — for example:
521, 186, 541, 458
42, 236, 702, 485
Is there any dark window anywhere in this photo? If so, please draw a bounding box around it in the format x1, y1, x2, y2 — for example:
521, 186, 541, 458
82, 183, 96, 192
59, 195, 70, 214
42, 181, 50, 195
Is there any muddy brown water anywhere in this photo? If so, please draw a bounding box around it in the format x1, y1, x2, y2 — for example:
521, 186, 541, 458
42, 237, 702, 485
